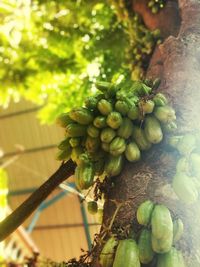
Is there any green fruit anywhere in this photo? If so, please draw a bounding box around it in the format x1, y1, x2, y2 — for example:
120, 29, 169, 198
132, 81, 152, 96
69, 137, 81, 148
75, 163, 95, 190
95, 81, 113, 94
71, 147, 84, 164
94, 116, 107, 128
151, 234, 173, 254
151, 205, 173, 240
58, 138, 70, 150
106, 112, 123, 129
167, 136, 183, 148
172, 172, 198, 204
162, 121, 177, 133
78, 153, 91, 166
99, 236, 119, 267
125, 142, 141, 162
176, 157, 189, 174
139, 100, 155, 114
109, 137, 126, 156
85, 136, 100, 153
144, 116, 163, 144
100, 128, 116, 143
115, 100, 129, 115
157, 247, 186, 267
85, 96, 98, 110
66, 123, 87, 137
69, 107, 94, 125
101, 142, 110, 152
87, 201, 98, 214
190, 153, 200, 177
137, 200, 154, 226
173, 218, 184, 243
56, 148, 72, 161
87, 124, 100, 138
128, 105, 140, 120
104, 155, 123, 177
98, 99, 113, 115
154, 106, 176, 123
117, 118, 133, 139
56, 113, 74, 127
132, 126, 152, 151
177, 134, 196, 155
138, 229, 155, 264
153, 93, 168, 106
113, 239, 140, 267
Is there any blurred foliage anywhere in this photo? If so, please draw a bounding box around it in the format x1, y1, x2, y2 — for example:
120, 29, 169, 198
0, 168, 8, 264
0, 0, 160, 123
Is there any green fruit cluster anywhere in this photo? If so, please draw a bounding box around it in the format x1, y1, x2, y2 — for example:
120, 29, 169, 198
57, 79, 176, 191
136, 200, 185, 266
168, 134, 200, 204
99, 200, 185, 267
148, 0, 166, 14
100, 237, 140, 267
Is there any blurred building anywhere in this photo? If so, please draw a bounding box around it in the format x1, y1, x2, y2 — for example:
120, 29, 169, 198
0, 99, 100, 263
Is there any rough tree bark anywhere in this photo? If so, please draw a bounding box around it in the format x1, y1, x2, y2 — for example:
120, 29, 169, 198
101, 1, 200, 266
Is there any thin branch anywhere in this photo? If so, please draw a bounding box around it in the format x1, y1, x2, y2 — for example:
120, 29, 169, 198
0, 160, 76, 242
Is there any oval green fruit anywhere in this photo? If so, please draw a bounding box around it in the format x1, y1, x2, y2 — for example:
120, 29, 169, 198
151, 205, 173, 240
138, 229, 155, 264
117, 118, 133, 139
172, 172, 198, 204
144, 116, 163, 144
115, 100, 129, 115
75, 163, 95, 190
132, 125, 152, 151
87, 124, 100, 138
128, 105, 140, 120
106, 111, 123, 129
87, 201, 98, 214
99, 236, 119, 267
94, 116, 107, 128
176, 134, 196, 156
56, 113, 74, 127
98, 99, 113, 115
113, 239, 140, 267
69, 137, 81, 148
66, 123, 87, 137
69, 107, 94, 125
109, 137, 126, 156
137, 200, 154, 226
151, 234, 173, 254
154, 106, 176, 123
104, 155, 123, 177
157, 247, 186, 267
173, 218, 184, 243
139, 100, 155, 114
125, 142, 141, 162
100, 127, 116, 143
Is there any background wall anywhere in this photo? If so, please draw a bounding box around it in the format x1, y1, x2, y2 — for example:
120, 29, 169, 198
0, 99, 100, 262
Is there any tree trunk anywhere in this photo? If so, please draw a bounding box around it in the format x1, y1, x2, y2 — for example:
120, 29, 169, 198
99, 1, 200, 266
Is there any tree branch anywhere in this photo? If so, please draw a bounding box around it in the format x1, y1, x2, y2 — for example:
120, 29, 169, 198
0, 160, 76, 242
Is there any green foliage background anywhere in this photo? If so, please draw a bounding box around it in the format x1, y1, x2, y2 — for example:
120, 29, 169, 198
0, 0, 161, 123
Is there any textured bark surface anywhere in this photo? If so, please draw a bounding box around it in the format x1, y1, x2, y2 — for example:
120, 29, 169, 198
101, 1, 200, 266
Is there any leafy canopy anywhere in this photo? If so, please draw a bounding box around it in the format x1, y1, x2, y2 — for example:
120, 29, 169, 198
0, 0, 159, 123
